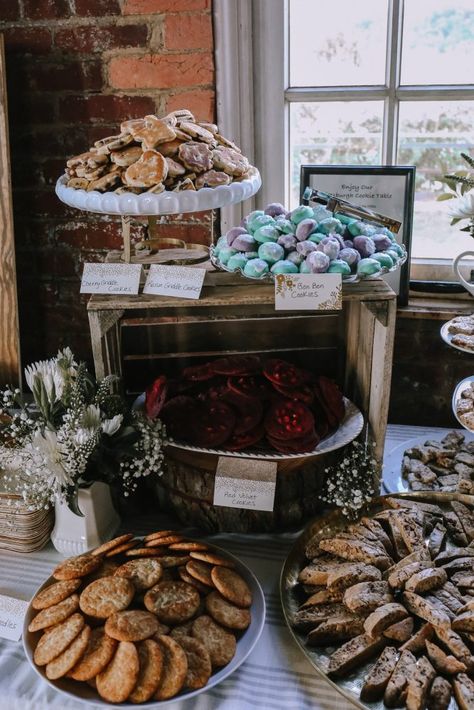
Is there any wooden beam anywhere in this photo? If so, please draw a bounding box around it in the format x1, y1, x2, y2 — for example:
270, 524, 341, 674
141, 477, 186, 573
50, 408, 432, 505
0, 35, 20, 385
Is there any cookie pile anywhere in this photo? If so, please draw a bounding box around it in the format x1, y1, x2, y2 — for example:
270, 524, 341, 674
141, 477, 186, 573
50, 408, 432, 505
212, 201, 405, 279
63, 109, 254, 195
28, 531, 253, 704
145, 355, 345, 453
401, 431, 474, 494
448, 315, 474, 352
291, 496, 474, 709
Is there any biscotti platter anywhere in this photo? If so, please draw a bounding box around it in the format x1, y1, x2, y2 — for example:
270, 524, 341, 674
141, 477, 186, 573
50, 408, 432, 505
281, 492, 474, 710
23, 530, 265, 707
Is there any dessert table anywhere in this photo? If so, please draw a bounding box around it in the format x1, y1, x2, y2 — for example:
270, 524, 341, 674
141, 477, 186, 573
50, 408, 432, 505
0, 424, 456, 710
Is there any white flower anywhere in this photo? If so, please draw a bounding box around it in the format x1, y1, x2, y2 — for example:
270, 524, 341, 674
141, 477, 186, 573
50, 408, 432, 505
448, 192, 474, 219
80, 404, 102, 432
102, 414, 123, 436
29, 429, 72, 487
25, 359, 67, 402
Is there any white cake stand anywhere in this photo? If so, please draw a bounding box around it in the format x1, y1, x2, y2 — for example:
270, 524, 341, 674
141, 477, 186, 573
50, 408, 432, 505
55, 168, 262, 263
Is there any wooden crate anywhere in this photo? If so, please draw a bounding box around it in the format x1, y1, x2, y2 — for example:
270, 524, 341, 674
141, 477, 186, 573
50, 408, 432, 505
88, 275, 396, 531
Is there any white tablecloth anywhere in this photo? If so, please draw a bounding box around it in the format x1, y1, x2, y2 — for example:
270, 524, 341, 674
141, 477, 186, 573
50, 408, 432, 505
0, 424, 462, 710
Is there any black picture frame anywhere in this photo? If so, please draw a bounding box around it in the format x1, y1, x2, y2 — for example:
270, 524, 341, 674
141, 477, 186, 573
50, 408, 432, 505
300, 165, 416, 306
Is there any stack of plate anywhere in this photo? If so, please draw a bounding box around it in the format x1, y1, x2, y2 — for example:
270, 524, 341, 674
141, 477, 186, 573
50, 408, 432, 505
0, 490, 53, 553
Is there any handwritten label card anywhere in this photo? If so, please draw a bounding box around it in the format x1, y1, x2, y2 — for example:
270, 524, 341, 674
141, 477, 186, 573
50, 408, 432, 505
80, 263, 142, 295
213, 457, 277, 512
274, 273, 342, 311
143, 265, 206, 300
0, 594, 28, 641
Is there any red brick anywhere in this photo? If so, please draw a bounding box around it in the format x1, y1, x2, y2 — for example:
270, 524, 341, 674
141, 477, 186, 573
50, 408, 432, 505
3, 27, 52, 54
0, 1, 21, 21
54, 24, 148, 54
58, 94, 155, 123
26, 59, 103, 92
55, 221, 124, 250
108, 52, 213, 90
166, 89, 214, 122
23, 0, 70, 20
8, 92, 55, 125
74, 0, 121, 15
123, 0, 209, 13
164, 13, 212, 51
150, 222, 211, 246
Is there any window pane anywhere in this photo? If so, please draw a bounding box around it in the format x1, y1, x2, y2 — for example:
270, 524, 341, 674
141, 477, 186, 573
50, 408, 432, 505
289, 0, 388, 87
398, 101, 474, 260
289, 102, 384, 206
402, 0, 474, 85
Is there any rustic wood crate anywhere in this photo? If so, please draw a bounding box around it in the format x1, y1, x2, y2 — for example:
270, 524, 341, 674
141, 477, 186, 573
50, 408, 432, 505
88, 275, 396, 531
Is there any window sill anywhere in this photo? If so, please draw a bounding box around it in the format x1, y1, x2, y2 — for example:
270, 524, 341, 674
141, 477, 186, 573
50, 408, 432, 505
398, 289, 473, 320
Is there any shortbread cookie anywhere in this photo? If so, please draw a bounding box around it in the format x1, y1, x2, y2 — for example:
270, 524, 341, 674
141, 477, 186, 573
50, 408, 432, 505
124, 150, 168, 188
96, 641, 139, 703
79, 577, 134, 618
34, 613, 85, 666
179, 636, 212, 689
212, 146, 249, 176
144, 581, 200, 624
129, 639, 163, 703
211, 566, 252, 608
154, 635, 188, 700
195, 170, 231, 189
32, 579, 81, 610
205, 590, 251, 630
178, 141, 213, 173
186, 560, 214, 587
105, 610, 159, 642
46, 625, 91, 680
114, 559, 163, 591
53, 553, 102, 581
91, 534, 135, 557
190, 551, 235, 568
192, 615, 236, 667
68, 627, 117, 681
29, 594, 80, 632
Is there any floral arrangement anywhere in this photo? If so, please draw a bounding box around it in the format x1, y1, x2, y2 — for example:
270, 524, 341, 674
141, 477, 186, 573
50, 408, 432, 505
319, 439, 377, 518
0, 348, 165, 514
438, 151, 474, 237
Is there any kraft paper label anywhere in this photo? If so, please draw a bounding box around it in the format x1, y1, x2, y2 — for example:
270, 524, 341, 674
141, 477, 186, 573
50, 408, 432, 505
274, 273, 342, 311
80, 263, 142, 295
0, 594, 28, 642
143, 265, 206, 300
213, 457, 277, 512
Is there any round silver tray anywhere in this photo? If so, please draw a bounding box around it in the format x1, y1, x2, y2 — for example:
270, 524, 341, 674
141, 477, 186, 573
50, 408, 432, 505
210, 244, 407, 283
55, 168, 261, 216
440, 318, 474, 355
452, 375, 474, 431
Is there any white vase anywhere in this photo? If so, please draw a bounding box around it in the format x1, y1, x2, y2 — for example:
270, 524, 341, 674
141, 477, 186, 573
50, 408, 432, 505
50, 481, 120, 556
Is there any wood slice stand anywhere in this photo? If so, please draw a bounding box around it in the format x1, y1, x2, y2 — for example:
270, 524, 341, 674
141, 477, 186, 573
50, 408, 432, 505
87, 275, 396, 532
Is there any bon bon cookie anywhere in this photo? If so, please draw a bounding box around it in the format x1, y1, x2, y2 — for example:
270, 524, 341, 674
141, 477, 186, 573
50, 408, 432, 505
68, 627, 118, 681
105, 610, 159, 642
124, 150, 168, 188
186, 559, 214, 587
34, 613, 85, 666
53, 553, 102, 581
144, 581, 200, 625
45, 625, 91, 680
96, 641, 139, 704
154, 635, 188, 700
178, 142, 213, 174
91, 533, 135, 557
205, 590, 251, 630
79, 577, 134, 619
114, 558, 163, 591
29, 594, 80, 632
129, 639, 163, 703
211, 566, 252, 608
189, 551, 235, 568
192, 615, 236, 667
32, 579, 81, 610
179, 636, 212, 689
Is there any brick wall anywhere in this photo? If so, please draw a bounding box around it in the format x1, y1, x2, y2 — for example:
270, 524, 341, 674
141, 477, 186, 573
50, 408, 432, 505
0, 0, 215, 368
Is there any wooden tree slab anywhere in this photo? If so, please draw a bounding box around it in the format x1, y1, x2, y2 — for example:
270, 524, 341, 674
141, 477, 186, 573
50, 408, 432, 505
0, 35, 20, 384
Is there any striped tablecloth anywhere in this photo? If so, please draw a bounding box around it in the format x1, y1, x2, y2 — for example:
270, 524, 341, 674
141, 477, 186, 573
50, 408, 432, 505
0, 424, 464, 710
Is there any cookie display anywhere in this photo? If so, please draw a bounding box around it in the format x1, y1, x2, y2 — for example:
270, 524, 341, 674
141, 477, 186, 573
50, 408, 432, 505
26, 530, 257, 705
62, 109, 254, 194
289, 495, 474, 709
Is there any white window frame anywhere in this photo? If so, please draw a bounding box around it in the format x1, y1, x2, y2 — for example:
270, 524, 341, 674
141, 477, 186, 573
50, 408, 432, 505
213, 0, 474, 283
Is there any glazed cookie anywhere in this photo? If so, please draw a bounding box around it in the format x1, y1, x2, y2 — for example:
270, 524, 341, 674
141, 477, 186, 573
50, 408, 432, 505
212, 146, 249, 176
124, 150, 168, 188
178, 141, 213, 173
195, 170, 232, 189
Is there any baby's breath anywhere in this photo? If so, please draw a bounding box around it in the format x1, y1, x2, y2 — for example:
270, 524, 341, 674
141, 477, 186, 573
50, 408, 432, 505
319, 439, 378, 519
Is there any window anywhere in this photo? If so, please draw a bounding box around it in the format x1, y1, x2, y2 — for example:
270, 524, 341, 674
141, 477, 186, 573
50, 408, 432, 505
214, 0, 474, 282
